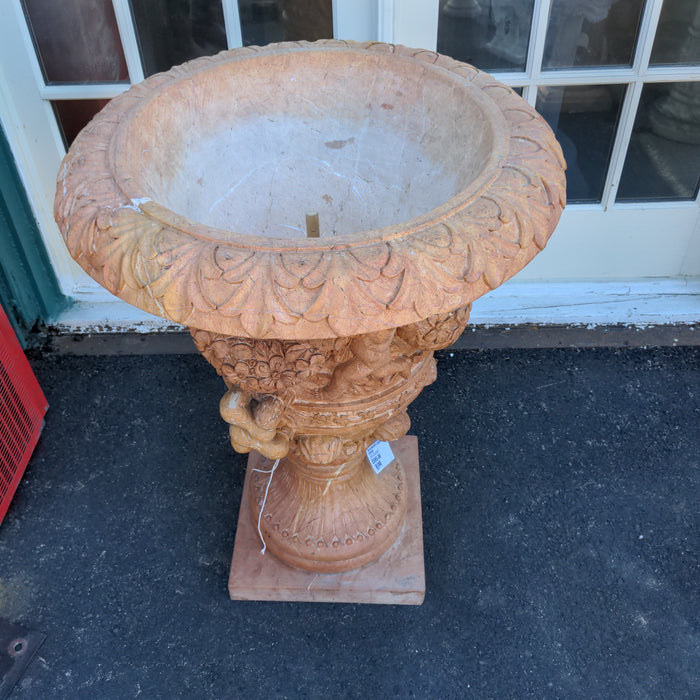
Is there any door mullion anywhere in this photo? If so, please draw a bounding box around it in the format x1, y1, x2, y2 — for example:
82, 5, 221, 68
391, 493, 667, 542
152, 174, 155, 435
39, 84, 129, 101
13, 0, 47, 91
600, 80, 643, 209
377, 0, 396, 44
12, 0, 66, 160
111, 0, 145, 83
523, 0, 552, 105
222, 0, 243, 49
633, 0, 665, 77
534, 68, 636, 85
645, 66, 700, 82
526, 0, 552, 83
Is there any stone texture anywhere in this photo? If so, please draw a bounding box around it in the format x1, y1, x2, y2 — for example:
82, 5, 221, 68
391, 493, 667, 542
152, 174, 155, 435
54, 40, 566, 340
229, 436, 425, 604
54, 40, 566, 576
191, 305, 468, 572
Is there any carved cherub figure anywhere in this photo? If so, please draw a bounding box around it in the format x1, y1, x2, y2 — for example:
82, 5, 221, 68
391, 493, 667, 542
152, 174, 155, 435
322, 329, 413, 400
219, 389, 289, 459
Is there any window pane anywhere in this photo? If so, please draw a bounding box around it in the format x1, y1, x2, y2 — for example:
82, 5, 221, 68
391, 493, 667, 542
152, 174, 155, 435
129, 0, 227, 77
21, 0, 128, 84
542, 0, 645, 70
536, 84, 625, 203
238, 0, 333, 48
617, 82, 700, 201
52, 99, 111, 149
436, 0, 534, 72
649, 0, 700, 66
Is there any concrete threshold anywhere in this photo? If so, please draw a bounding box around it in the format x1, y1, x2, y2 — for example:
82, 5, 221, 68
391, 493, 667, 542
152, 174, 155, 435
43, 323, 699, 355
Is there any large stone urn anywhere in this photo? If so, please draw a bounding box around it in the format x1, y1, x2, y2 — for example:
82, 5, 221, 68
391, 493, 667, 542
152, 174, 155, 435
55, 40, 565, 600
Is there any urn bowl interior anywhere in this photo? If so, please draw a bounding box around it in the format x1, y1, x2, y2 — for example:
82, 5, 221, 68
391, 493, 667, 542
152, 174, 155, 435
117, 48, 505, 240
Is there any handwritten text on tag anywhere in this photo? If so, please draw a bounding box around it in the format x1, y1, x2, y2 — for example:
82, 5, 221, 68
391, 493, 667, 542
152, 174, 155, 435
366, 441, 395, 474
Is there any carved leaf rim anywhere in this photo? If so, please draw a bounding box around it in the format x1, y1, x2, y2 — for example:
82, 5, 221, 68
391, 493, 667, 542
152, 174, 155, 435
55, 40, 567, 339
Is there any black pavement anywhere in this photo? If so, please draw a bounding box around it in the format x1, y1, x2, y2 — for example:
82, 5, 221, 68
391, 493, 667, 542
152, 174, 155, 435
0, 347, 698, 698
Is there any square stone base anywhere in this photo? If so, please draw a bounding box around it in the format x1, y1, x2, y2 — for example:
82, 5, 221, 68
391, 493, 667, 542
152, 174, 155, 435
228, 435, 425, 605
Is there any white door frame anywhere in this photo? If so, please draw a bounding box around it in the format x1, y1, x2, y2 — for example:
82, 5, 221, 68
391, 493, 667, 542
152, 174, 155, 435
1, 0, 698, 332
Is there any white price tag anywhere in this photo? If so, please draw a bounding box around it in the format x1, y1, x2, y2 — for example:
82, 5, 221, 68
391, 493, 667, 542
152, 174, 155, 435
366, 441, 395, 474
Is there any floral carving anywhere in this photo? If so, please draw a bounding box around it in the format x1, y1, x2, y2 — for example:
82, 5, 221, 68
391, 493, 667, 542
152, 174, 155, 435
221, 339, 327, 395
397, 304, 472, 351
191, 329, 348, 400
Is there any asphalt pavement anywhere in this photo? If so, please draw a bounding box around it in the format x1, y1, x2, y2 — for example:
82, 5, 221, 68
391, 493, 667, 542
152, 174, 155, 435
0, 346, 698, 698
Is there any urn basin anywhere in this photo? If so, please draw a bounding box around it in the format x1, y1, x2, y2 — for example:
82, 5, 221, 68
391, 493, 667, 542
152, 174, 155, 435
55, 41, 565, 582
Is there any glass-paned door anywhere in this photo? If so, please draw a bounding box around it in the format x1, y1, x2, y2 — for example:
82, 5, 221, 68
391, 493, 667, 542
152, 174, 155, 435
407, 0, 700, 281
0, 0, 698, 309
0, 0, 374, 300
21, 0, 337, 147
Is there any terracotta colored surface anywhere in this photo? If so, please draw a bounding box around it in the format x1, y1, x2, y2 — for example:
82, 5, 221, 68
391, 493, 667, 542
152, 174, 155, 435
55, 40, 565, 340
192, 304, 468, 571
55, 41, 565, 577
229, 436, 425, 604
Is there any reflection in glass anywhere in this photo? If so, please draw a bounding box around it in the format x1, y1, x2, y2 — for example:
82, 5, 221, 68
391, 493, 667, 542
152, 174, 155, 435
129, 0, 227, 77
436, 0, 534, 71
52, 99, 111, 149
536, 84, 624, 202
21, 0, 128, 84
617, 82, 700, 201
542, 0, 644, 70
238, 0, 333, 48
650, 0, 700, 66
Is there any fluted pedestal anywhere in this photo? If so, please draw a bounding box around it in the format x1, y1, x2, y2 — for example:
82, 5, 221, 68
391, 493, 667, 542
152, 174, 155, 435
249, 445, 407, 573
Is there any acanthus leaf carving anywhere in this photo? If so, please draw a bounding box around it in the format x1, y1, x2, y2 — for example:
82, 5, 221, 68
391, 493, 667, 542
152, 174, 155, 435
299, 253, 388, 333
347, 243, 391, 282
54, 39, 565, 340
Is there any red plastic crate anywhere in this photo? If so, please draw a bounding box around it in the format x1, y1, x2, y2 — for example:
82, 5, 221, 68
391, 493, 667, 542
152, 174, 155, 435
0, 305, 47, 524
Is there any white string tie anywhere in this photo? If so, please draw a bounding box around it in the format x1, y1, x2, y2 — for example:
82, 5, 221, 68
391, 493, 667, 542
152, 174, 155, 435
252, 458, 280, 555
